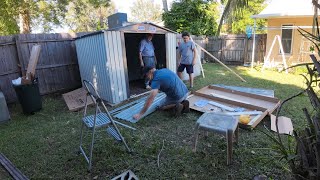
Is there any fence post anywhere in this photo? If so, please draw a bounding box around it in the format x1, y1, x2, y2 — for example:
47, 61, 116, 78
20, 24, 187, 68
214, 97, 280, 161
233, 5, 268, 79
220, 36, 224, 63
14, 35, 25, 77
243, 36, 248, 64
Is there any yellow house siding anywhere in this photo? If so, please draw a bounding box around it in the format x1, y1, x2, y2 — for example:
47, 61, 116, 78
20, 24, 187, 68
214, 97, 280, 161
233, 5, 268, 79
266, 17, 313, 65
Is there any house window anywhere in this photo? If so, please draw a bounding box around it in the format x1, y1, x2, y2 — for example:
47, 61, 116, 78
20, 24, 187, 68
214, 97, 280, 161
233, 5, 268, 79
281, 25, 293, 54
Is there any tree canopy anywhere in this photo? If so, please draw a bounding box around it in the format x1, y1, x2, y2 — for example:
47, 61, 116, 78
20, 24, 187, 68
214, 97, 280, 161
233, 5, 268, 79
64, 0, 114, 32
0, 0, 266, 36
217, 0, 249, 35
0, 1, 19, 35
0, 0, 112, 35
130, 0, 162, 23
162, 0, 219, 36
226, 0, 266, 34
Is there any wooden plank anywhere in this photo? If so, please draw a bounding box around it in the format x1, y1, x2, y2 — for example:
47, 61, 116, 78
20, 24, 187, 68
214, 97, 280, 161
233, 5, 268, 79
62, 88, 93, 111
187, 93, 256, 113
208, 85, 280, 106
224, 111, 263, 116
250, 111, 269, 128
26, 45, 41, 77
194, 91, 267, 111
0, 153, 29, 180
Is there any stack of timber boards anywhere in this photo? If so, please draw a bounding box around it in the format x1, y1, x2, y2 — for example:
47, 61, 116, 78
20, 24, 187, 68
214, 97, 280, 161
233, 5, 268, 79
187, 85, 280, 128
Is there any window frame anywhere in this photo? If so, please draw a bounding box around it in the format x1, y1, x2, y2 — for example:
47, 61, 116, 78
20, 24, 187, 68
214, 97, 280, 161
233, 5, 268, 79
280, 24, 294, 55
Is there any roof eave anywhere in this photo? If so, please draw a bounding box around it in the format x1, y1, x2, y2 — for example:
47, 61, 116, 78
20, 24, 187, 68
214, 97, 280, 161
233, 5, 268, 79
251, 14, 314, 19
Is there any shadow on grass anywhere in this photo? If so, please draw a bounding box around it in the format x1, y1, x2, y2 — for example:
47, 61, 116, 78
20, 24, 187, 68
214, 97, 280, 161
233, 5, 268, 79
0, 63, 313, 179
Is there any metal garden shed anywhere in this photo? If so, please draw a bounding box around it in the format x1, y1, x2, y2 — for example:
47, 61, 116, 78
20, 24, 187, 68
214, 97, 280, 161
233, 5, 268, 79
75, 22, 179, 104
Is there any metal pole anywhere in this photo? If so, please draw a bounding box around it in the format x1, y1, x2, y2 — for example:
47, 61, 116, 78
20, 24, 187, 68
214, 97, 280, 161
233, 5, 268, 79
251, 19, 256, 69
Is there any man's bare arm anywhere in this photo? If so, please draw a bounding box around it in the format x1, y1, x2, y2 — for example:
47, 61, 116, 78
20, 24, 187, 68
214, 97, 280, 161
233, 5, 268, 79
192, 47, 197, 66
133, 89, 158, 120
139, 52, 144, 67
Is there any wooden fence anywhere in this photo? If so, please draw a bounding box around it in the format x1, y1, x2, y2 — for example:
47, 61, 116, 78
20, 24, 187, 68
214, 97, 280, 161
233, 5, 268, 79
200, 34, 266, 65
0, 33, 266, 103
0, 33, 81, 103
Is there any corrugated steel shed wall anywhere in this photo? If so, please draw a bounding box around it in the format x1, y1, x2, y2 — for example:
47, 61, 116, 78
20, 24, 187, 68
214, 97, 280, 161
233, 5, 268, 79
75, 33, 113, 103
104, 31, 128, 103
166, 33, 177, 72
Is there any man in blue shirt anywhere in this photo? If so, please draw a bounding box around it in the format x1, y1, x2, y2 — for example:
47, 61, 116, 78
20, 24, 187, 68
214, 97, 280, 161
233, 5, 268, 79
177, 32, 197, 88
139, 33, 157, 90
133, 67, 190, 120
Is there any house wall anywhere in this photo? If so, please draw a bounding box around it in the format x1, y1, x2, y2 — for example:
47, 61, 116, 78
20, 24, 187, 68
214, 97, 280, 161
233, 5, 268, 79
266, 17, 313, 65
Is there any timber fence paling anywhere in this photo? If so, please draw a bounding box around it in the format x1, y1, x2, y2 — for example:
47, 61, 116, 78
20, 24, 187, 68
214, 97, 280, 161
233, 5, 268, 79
205, 34, 266, 65
17, 33, 81, 95
0, 33, 81, 103
0, 35, 20, 103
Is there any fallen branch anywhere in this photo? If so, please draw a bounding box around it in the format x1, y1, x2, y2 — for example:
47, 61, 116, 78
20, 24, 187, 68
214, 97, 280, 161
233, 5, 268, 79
157, 140, 165, 167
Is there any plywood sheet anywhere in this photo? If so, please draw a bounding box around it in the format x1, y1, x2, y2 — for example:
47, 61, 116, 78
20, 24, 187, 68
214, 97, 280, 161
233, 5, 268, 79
26, 45, 41, 76
62, 88, 93, 111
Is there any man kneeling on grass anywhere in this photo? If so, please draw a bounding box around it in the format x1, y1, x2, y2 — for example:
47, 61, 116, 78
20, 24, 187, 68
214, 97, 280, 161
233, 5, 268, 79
133, 67, 190, 120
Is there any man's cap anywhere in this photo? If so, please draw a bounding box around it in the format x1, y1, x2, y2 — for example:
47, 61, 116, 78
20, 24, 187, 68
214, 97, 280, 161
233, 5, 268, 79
143, 66, 154, 75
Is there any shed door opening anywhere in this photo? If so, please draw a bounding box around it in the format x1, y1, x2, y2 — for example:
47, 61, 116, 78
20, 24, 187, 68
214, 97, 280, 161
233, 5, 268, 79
124, 33, 166, 96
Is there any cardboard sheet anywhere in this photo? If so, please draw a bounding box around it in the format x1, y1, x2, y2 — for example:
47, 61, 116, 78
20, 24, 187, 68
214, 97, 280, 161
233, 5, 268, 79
62, 88, 93, 111
270, 114, 293, 135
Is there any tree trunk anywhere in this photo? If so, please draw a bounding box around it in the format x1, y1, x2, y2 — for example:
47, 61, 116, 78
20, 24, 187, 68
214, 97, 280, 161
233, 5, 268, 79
162, 0, 168, 12
99, 7, 103, 29
19, 1, 31, 34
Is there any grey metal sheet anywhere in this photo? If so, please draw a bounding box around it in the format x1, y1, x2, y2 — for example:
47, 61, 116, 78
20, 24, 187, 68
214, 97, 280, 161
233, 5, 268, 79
75, 33, 113, 102
114, 93, 166, 123
104, 31, 128, 103
212, 84, 275, 97
166, 33, 177, 72
110, 96, 148, 115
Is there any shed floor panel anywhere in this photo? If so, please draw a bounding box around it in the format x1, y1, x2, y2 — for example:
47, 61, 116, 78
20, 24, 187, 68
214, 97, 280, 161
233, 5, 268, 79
129, 79, 149, 96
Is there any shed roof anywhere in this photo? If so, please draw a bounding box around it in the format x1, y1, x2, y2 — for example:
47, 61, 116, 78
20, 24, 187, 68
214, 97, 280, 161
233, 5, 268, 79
107, 22, 176, 33
252, 0, 314, 19
76, 22, 176, 40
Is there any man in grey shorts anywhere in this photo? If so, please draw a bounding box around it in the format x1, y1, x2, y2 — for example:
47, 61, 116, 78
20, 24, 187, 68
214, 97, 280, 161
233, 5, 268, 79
133, 67, 190, 120
177, 32, 197, 88
139, 33, 157, 90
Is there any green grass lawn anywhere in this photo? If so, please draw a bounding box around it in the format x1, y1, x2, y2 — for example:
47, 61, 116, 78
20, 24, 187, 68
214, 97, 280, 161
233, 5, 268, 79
0, 63, 315, 179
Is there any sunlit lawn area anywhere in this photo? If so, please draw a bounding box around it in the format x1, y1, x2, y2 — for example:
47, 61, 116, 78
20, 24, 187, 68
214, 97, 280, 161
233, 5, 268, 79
0, 63, 314, 179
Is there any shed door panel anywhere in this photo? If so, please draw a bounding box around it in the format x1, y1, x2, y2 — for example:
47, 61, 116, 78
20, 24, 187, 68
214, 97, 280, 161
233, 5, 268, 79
104, 31, 128, 104
166, 33, 177, 72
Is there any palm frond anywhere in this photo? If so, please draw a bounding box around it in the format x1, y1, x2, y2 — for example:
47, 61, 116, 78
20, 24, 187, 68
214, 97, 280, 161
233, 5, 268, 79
216, 0, 248, 35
